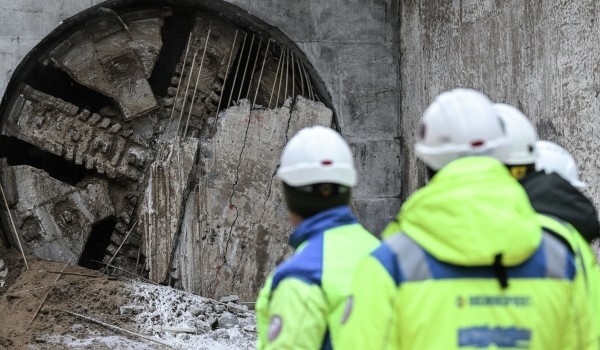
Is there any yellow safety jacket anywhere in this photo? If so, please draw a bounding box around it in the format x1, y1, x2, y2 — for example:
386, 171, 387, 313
256, 205, 379, 349
339, 157, 598, 349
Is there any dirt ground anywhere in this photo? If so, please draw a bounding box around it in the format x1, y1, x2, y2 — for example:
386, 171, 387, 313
0, 250, 132, 349
0, 249, 256, 350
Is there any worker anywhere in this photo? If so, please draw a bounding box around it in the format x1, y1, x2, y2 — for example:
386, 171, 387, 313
494, 104, 600, 340
527, 140, 599, 244
255, 125, 379, 349
493, 103, 599, 244
339, 89, 598, 349
493, 102, 600, 338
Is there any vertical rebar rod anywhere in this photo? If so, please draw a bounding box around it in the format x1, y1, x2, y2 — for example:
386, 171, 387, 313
291, 50, 295, 99
184, 30, 211, 136
169, 32, 193, 122
275, 46, 287, 108
284, 46, 290, 103
0, 182, 28, 269
301, 58, 314, 101
237, 35, 255, 102
246, 36, 262, 101
253, 39, 270, 108
268, 43, 284, 109
228, 32, 247, 108
296, 54, 305, 97
213, 30, 238, 132
177, 49, 199, 134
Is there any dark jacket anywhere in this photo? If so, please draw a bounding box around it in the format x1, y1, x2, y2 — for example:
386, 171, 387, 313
521, 171, 600, 243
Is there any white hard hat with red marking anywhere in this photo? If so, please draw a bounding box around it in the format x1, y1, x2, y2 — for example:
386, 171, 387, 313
277, 125, 357, 187
536, 140, 586, 189
415, 88, 509, 170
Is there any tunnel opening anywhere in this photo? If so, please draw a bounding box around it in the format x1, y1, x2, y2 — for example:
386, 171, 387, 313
78, 216, 117, 270
23, 63, 116, 114
0, 136, 88, 186
148, 10, 196, 97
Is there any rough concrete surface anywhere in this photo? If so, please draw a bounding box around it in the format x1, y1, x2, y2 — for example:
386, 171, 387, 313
400, 0, 600, 213
174, 97, 332, 301
139, 137, 199, 284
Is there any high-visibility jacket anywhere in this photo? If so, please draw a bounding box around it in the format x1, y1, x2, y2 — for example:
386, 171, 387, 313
519, 170, 600, 341
256, 205, 379, 349
537, 214, 600, 341
339, 157, 598, 349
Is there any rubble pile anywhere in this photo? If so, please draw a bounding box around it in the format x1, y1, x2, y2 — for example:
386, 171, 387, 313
0, 252, 256, 349
128, 283, 257, 349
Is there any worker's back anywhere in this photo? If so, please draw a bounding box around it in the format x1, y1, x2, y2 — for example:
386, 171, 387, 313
339, 157, 597, 349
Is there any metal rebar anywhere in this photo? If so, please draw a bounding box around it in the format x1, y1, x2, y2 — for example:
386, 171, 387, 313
0, 182, 28, 269
27, 261, 69, 330
64, 310, 174, 348
228, 32, 247, 107
307, 66, 315, 100
237, 34, 255, 102
268, 43, 284, 109
98, 8, 147, 74
284, 46, 289, 103
169, 32, 193, 122
291, 50, 295, 99
246, 36, 262, 101
296, 53, 305, 97
184, 30, 211, 136
102, 220, 138, 274
176, 49, 199, 134
99, 8, 132, 39
301, 58, 314, 100
213, 30, 238, 132
253, 39, 270, 108
275, 46, 287, 108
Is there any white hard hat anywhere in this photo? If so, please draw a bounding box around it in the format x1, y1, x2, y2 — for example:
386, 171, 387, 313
277, 126, 357, 187
415, 88, 509, 170
493, 103, 538, 165
536, 140, 586, 188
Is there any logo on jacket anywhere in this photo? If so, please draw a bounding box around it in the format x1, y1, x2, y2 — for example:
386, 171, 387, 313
458, 326, 531, 348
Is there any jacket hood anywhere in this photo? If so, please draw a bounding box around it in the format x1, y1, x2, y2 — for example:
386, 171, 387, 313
398, 157, 541, 266
289, 205, 357, 249
521, 171, 600, 243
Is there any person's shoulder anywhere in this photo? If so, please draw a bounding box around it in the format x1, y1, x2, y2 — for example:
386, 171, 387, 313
272, 239, 325, 290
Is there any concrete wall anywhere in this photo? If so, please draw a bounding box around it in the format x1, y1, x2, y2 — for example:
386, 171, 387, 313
400, 0, 600, 213
0, 0, 401, 236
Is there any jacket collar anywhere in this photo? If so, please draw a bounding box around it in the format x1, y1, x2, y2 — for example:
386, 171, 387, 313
289, 205, 357, 249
